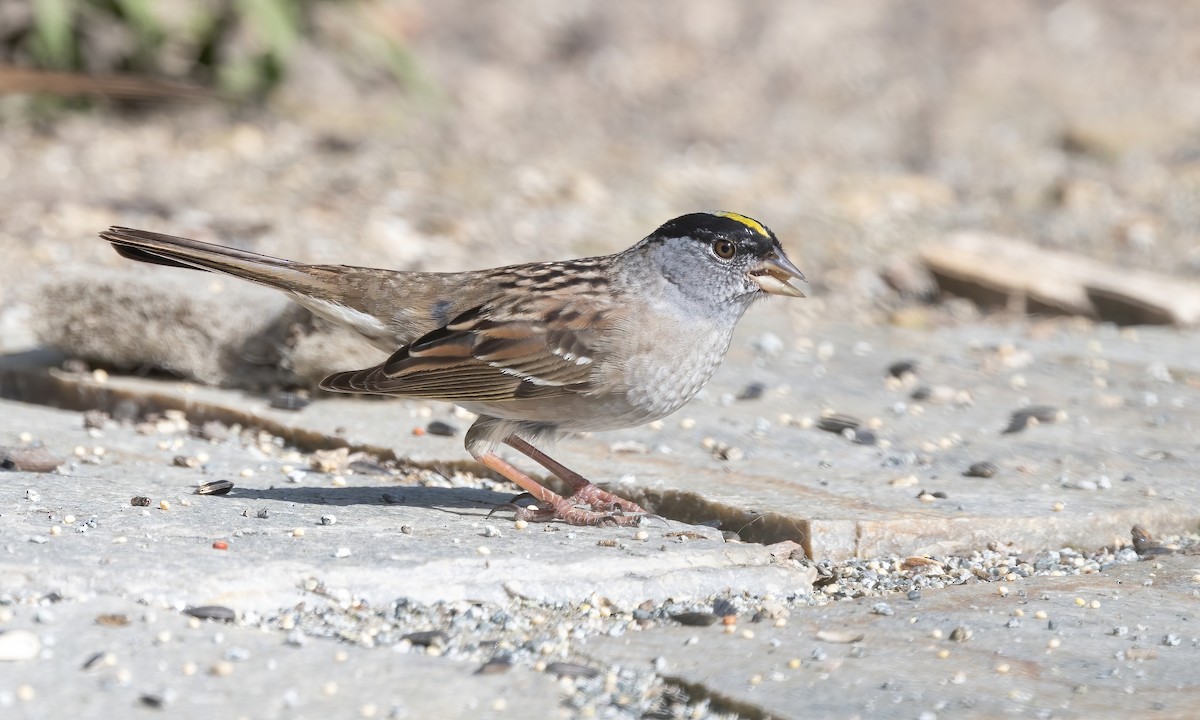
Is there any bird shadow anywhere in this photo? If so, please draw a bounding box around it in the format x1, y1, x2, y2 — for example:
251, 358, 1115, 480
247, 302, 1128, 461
224, 483, 519, 516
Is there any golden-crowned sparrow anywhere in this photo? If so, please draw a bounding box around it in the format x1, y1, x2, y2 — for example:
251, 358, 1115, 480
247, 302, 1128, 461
99, 212, 806, 526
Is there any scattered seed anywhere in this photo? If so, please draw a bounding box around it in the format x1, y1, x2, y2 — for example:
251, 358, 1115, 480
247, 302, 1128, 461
211, 660, 234, 677
292, 528, 306, 538
81, 651, 115, 670
196, 480, 234, 496
183, 606, 235, 623
159, 500, 170, 511
545, 662, 599, 679
212, 541, 229, 550
95, 614, 130, 627
817, 414, 860, 434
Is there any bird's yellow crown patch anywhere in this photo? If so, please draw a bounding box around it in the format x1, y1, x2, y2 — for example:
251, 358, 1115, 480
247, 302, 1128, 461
715, 212, 770, 238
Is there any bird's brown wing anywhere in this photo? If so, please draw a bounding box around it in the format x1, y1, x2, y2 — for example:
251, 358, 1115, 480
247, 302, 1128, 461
318, 292, 617, 402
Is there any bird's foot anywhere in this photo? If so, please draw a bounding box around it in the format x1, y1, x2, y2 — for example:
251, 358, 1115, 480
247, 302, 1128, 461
488, 491, 644, 527
563, 482, 645, 515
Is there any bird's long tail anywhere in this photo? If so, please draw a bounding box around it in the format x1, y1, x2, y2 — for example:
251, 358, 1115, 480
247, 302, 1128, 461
99, 226, 340, 298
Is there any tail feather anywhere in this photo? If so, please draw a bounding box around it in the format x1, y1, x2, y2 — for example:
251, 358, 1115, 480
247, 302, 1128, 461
99, 226, 336, 297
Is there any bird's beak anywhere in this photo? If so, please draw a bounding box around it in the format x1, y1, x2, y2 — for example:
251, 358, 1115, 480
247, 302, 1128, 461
749, 251, 807, 298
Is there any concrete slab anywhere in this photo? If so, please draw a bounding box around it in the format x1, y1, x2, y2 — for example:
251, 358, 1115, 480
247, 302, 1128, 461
5, 315, 1198, 561
582, 555, 1200, 719
0, 400, 809, 610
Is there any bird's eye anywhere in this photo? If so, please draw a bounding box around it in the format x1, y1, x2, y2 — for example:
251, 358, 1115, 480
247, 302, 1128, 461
712, 239, 736, 260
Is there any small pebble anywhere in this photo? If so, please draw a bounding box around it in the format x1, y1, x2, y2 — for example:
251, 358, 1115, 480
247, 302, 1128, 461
334, 547, 351, 558
403, 630, 448, 648
0, 629, 42, 661
671, 612, 719, 627
963, 462, 998, 479
737, 382, 766, 400
269, 392, 310, 411
159, 500, 171, 511
320, 515, 337, 526
426, 420, 458, 437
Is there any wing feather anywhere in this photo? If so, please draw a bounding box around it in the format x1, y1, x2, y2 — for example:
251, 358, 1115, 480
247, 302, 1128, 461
319, 290, 617, 402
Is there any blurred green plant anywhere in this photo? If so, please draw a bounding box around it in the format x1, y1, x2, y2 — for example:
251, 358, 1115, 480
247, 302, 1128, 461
7, 0, 419, 100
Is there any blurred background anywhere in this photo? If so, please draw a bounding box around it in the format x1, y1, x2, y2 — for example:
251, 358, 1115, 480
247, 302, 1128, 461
2, 0, 1199, 370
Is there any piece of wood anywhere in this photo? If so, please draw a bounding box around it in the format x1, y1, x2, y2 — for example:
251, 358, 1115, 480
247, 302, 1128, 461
921, 232, 1200, 326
